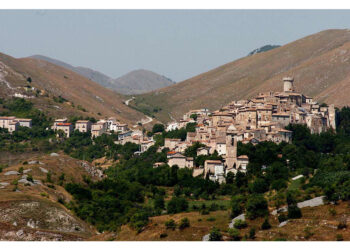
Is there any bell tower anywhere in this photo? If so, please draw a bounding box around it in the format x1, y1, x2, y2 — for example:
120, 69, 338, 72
226, 125, 237, 170
283, 77, 294, 92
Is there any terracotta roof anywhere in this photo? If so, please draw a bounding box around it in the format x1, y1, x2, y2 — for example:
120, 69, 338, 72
238, 155, 249, 159
56, 123, 72, 126
205, 160, 222, 164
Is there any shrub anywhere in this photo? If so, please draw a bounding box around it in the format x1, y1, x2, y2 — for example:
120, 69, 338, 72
271, 179, 287, 191
246, 194, 268, 219
249, 228, 256, 239
261, 217, 271, 230
209, 203, 219, 211
228, 228, 241, 241
329, 208, 337, 216
303, 227, 314, 239
230, 194, 245, 218
234, 219, 247, 229
167, 197, 188, 214
249, 178, 269, 193
206, 217, 216, 222
130, 212, 149, 233
46, 172, 52, 183
209, 227, 222, 241
337, 221, 347, 230
18, 167, 24, 174
178, 217, 190, 230
278, 214, 288, 223
26, 174, 34, 183
154, 195, 165, 210
160, 233, 168, 238
200, 208, 210, 215
336, 234, 343, 241
165, 219, 176, 230
288, 204, 302, 219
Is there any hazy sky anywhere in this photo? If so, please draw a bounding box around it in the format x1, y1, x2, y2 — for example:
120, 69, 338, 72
1, 10, 350, 82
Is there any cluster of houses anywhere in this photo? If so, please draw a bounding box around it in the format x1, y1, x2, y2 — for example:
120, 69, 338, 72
0, 116, 32, 133
157, 77, 336, 183
51, 117, 155, 153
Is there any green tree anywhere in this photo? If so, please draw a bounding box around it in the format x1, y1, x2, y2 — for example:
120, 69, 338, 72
209, 227, 222, 241
246, 194, 268, 219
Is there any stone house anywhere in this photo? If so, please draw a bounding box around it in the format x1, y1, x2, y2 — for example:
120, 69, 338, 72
75, 120, 92, 133
8, 121, 19, 133
15, 118, 32, 128
55, 123, 73, 137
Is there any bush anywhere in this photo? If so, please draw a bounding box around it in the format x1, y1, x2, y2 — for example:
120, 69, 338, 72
154, 195, 165, 210
165, 219, 176, 230
26, 174, 34, 183
271, 179, 287, 191
249, 228, 256, 239
160, 233, 168, 238
206, 217, 216, 222
249, 178, 269, 194
246, 194, 268, 219
329, 208, 337, 216
152, 124, 165, 134
167, 197, 188, 214
337, 221, 347, 230
178, 217, 190, 230
234, 219, 247, 229
336, 234, 343, 241
278, 214, 288, 223
228, 228, 241, 241
287, 204, 302, 219
261, 218, 271, 230
230, 194, 245, 218
200, 209, 210, 215
209, 227, 222, 241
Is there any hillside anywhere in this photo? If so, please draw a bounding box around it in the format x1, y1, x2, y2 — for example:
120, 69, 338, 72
0, 52, 144, 124
30, 55, 175, 95
0, 152, 101, 240
132, 29, 350, 122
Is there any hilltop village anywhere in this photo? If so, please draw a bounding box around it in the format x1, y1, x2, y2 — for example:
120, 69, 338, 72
163, 77, 336, 182
0, 77, 336, 183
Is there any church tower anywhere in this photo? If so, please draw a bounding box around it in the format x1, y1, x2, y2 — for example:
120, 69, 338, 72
283, 77, 294, 92
226, 125, 237, 170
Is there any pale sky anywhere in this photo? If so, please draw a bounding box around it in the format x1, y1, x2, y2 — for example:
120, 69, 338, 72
1, 10, 350, 82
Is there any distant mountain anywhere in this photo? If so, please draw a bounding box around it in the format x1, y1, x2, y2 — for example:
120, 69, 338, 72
30, 55, 175, 95
248, 45, 281, 56
113, 69, 175, 95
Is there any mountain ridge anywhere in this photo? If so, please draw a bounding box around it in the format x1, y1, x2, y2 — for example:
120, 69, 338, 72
132, 29, 350, 122
30, 55, 175, 95
0, 52, 145, 124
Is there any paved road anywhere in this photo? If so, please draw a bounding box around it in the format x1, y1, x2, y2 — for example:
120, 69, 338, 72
271, 196, 325, 215
124, 97, 135, 106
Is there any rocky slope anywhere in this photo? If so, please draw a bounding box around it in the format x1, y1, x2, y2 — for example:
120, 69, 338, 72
133, 29, 350, 122
0, 152, 103, 240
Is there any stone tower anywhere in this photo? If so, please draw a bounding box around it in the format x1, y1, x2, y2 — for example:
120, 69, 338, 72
226, 124, 237, 170
283, 77, 294, 92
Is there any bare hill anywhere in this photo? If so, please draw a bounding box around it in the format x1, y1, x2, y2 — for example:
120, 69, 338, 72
133, 29, 350, 122
113, 69, 175, 95
30, 55, 175, 95
0, 52, 144, 124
